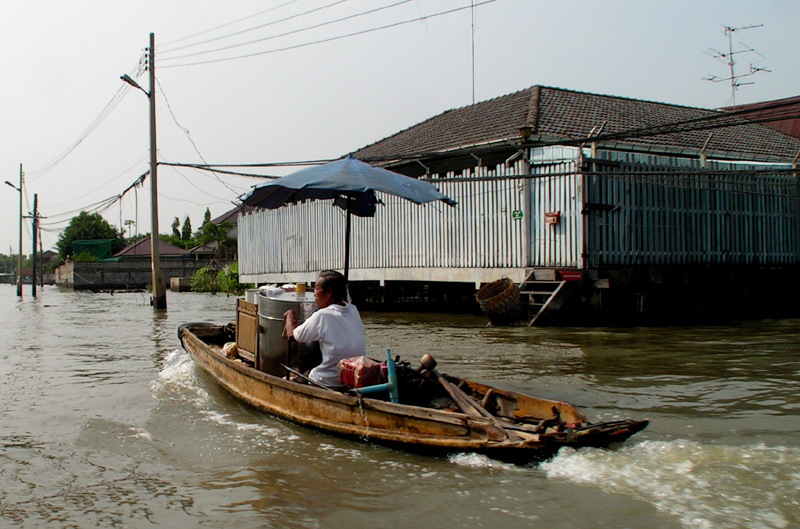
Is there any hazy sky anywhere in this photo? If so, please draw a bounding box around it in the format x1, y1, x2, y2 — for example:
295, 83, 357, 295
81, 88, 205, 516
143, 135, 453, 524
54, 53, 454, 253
2, 0, 798, 254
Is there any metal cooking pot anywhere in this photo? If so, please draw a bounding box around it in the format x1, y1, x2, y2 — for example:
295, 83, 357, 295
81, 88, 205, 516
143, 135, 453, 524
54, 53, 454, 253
256, 290, 321, 377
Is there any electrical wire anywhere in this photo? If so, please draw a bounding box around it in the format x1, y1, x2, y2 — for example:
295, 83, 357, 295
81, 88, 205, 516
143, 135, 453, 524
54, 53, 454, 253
161, 0, 499, 68
160, 0, 354, 55
160, 0, 413, 61
39, 172, 147, 226
160, 0, 303, 48
162, 155, 247, 200
156, 78, 241, 195
573, 99, 800, 148
45, 156, 149, 211
27, 58, 147, 181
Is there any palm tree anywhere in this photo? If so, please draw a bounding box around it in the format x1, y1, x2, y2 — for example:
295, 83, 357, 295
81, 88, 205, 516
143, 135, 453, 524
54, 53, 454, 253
199, 220, 234, 260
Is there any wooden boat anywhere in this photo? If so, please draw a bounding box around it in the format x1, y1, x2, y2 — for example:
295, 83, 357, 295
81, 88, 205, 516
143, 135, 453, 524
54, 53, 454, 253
178, 320, 648, 464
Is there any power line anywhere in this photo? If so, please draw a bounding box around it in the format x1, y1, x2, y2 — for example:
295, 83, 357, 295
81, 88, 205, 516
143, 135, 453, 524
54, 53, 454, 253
160, 0, 353, 55
159, 97, 800, 181
39, 172, 147, 226
160, 0, 412, 61
162, 155, 249, 199
162, 0, 499, 68
160, 0, 303, 48
161, 162, 283, 180
27, 58, 147, 181
156, 78, 240, 195
45, 156, 148, 211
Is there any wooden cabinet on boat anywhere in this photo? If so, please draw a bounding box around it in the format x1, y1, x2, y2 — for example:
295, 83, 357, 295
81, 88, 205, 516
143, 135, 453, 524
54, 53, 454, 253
235, 298, 258, 363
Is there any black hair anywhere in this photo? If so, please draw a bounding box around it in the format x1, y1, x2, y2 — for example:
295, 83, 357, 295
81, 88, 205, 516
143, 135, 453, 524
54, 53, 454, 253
316, 270, 347, 302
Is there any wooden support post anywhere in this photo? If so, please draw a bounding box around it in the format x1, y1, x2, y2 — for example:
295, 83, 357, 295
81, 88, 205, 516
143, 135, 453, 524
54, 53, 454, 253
700, 133, 714, 168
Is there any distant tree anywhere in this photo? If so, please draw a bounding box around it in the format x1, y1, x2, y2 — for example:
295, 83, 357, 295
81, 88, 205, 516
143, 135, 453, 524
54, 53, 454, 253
216, 263, 252, 296
181, 216, 192, 241
55, 212, 125, 260
73, 251, 98, 263
171, 217, 181, 238
198, 220, 234, 260
189, 266, 212, 292
194, 208, 213, 239
160, 234, 191, 251
0, 253, 15, 274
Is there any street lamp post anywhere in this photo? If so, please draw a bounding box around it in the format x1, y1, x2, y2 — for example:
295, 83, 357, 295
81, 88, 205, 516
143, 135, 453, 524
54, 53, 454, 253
5, 164, 23, 298
121, 32, 166, 310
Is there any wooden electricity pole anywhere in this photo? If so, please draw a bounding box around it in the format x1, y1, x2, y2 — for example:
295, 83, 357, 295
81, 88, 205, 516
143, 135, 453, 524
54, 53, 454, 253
17, 164, 23, 298
31, 193, 37, 297
148, 32, 167, 309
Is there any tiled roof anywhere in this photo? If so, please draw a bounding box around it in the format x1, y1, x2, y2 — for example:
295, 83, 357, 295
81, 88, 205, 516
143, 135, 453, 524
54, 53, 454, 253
114, 236, 187, 257
211, 204, 256, 225
353, 86, 800, 163
188, 241, 219, 253
720, 95, 800, 139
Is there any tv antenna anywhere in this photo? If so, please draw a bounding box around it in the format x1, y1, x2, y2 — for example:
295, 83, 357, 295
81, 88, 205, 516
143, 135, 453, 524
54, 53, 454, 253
703, 24, 770, 108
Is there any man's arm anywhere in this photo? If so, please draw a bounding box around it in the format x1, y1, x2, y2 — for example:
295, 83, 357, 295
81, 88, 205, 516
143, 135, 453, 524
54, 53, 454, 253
282, 309, 297, 340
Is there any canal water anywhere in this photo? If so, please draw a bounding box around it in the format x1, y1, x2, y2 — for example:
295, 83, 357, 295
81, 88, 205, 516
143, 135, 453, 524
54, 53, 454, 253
1, 284, 798, 529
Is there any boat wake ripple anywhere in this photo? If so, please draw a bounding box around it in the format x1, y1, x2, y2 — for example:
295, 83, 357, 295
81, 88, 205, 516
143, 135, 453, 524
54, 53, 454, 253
541, 439, 800, 529
151, 349, 299, 447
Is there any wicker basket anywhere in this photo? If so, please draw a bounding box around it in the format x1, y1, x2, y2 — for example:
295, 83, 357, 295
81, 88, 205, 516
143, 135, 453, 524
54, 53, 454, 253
476, 277, 521, 326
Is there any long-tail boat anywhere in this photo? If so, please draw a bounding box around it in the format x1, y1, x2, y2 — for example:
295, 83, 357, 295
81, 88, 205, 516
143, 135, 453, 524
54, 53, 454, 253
177, 296, 647, 463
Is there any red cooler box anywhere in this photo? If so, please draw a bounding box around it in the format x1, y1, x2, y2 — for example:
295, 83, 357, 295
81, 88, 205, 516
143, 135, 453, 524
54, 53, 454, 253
339, 356, 385, 388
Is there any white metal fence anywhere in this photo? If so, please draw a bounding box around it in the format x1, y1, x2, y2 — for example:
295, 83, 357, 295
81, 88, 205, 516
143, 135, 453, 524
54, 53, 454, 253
238, 149, 800, 281
238, 162, 531, 281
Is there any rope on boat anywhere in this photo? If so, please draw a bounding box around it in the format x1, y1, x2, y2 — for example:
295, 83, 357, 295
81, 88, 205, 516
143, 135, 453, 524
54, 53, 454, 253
356, 396, 371, 441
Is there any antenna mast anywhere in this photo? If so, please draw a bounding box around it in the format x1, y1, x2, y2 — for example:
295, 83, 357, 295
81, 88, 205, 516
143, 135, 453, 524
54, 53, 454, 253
703, 24, 770, 108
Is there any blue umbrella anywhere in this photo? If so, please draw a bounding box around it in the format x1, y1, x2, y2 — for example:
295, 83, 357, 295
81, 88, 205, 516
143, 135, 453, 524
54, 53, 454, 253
240, 156, 456, 280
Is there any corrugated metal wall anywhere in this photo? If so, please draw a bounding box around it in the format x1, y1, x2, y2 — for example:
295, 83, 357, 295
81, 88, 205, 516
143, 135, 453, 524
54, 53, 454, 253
584, 153, 800, 266
239, 148, 800, 280
238, 163, 529, 278
529, 147, 584, 268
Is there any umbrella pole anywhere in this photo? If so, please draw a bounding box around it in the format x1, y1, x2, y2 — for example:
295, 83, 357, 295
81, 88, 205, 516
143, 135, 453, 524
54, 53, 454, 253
344, 196, 351, 282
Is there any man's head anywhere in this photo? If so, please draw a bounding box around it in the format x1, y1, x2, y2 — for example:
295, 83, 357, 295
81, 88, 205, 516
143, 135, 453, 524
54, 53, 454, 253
314, 270, 347, 307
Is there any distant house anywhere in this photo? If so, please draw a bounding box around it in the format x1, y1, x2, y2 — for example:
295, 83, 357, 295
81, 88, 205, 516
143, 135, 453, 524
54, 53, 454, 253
207, 204, 256, 260
55, 236, 201, 290
114, 236, 188, 260
239, 86, 800, 324
39, 250, 58, 263
211, 204, 256, 241
188, 240, 219, 262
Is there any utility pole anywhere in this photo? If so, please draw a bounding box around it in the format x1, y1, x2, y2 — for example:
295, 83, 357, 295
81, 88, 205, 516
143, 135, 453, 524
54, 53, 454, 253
124, 35, 166, 309
31, 194, 38, 297
148, 33, 166, 309
16, 164, 23, 298
39, 225, 44, 288
124, 34, 166, 309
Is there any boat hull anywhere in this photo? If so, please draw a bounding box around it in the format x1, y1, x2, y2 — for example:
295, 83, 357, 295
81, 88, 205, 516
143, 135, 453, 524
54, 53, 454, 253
178, 323, 647, 463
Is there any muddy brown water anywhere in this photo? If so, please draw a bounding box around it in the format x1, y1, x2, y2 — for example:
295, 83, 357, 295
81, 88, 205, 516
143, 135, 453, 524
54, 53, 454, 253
1, 285, 798, 528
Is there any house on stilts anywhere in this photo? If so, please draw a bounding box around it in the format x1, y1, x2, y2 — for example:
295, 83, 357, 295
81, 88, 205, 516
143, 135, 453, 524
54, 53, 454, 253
237, 86, 800, 325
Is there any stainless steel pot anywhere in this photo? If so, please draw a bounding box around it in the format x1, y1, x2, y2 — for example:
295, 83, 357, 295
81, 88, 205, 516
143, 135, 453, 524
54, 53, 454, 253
256, 290, 321, 377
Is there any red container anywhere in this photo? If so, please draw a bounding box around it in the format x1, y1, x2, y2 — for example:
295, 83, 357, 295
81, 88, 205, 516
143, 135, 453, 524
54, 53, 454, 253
338, 356, 385, 388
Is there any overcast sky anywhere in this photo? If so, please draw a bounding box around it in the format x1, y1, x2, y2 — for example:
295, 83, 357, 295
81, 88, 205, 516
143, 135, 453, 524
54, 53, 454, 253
2, 0, 798, 254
